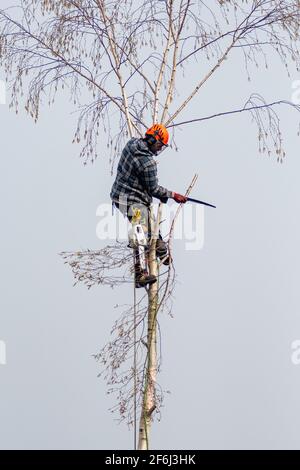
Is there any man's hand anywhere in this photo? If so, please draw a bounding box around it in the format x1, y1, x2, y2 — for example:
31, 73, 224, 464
172, 192, 188, 204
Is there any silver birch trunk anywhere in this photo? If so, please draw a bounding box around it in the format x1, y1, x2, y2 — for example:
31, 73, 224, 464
137, 205, 162, 450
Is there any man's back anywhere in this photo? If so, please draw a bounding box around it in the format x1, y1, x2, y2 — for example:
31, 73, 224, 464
110, 137, 171, 207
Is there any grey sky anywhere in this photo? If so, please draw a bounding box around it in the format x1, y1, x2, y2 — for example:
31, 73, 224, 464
1, 2, 300, 450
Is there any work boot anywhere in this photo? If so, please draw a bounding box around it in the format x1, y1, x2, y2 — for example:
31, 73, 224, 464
156, 239, 171, 266
135, 270, 157, 288
134, 261, 157, 288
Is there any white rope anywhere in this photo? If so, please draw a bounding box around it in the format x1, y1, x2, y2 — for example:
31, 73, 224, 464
133, 253, 137, 451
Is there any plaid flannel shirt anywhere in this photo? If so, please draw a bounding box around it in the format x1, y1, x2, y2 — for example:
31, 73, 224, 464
110, 137, 172, 207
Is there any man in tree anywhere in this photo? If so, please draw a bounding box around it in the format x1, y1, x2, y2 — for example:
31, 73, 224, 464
110, 124, 187, 288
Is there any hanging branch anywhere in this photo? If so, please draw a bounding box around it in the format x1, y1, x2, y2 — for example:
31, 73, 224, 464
96, 0, 134, 138
161, 0, 191, 124
153, 0, 174, 123
167, 95, 300, 162
1, 1, 300, 163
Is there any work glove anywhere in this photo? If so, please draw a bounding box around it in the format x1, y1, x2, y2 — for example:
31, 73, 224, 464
172, 192, 188, 204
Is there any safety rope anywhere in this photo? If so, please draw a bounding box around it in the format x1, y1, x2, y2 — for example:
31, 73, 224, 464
133, 253, 137, 451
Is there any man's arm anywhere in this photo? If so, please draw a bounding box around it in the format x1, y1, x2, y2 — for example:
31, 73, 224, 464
138, 158, 173, 201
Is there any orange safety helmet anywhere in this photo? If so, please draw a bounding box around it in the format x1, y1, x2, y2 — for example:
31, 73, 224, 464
145, 124, 169, 146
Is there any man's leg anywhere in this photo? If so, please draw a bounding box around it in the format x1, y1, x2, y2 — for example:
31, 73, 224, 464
156, 233, 171, 266
146, 207, 171, 266
127, 203, 157, 288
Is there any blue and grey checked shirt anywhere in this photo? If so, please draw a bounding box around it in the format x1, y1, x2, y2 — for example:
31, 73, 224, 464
110, 137, 172, 207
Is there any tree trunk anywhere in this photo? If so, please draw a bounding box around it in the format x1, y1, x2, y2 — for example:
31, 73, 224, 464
137, 205, 161, 450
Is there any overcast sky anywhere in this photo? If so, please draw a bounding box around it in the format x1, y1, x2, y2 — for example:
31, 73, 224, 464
1, 2, 300, 450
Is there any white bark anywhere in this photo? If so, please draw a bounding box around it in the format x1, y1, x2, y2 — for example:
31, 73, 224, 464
153, 0, 174, 124
137, 205, 162, 450
97, 0, 135, 137
165, 39, 237, 127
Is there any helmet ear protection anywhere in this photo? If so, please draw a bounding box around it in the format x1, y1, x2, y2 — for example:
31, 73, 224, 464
145, 124, 169, 146
145, 130, 160, 146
